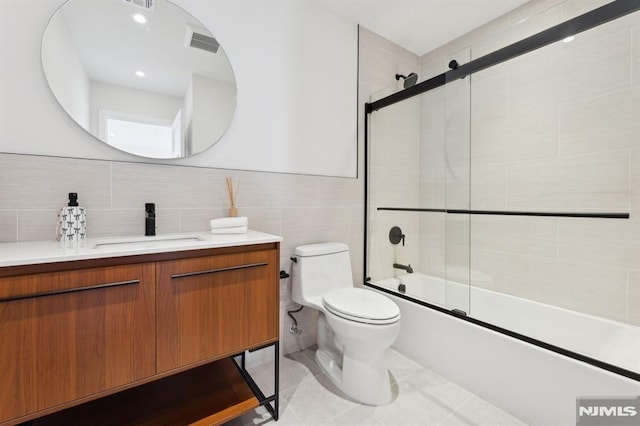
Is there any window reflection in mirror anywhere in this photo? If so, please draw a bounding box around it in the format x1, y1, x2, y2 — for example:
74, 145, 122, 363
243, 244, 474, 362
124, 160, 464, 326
42, 0, 237, 159
105, 116, 176, 159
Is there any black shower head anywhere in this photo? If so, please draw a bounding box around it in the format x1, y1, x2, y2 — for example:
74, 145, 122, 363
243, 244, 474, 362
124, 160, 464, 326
395, 72, 418, 89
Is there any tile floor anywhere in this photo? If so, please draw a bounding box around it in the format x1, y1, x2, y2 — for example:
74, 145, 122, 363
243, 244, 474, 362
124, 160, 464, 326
229, 347, 527, 426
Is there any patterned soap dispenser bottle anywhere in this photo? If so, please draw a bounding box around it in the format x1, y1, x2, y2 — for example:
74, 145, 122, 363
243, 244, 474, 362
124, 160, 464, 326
57, 192, 87, 248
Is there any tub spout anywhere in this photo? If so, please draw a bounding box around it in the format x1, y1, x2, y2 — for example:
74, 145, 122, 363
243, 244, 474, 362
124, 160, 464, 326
393, 263, 413, 273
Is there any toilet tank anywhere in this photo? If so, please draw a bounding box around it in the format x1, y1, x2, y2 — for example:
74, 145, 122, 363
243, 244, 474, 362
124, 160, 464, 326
291, 242, 353, 306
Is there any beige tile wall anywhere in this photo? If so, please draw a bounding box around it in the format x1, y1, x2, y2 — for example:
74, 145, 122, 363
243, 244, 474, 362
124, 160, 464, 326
359, 27, 421, 282
0, 152, 363, 355
412, 0, 640, 325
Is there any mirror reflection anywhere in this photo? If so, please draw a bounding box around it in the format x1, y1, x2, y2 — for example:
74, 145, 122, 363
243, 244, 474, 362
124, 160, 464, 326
42, 0, 237, 159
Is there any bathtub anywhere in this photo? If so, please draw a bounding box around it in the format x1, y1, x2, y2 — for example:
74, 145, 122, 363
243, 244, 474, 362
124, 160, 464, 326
369, 273, 640, 425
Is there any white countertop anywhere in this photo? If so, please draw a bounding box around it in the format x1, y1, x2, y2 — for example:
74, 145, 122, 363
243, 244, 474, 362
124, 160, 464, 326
0, 230, 283, 268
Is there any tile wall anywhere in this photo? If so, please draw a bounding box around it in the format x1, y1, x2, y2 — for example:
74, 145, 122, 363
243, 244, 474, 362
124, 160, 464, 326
0, 152, 363, 355
414, 0, 640, 325
359, 28, 422, 282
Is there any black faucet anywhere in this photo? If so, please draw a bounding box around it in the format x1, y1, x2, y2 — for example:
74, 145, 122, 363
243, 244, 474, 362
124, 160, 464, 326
145, 203, 156, 236
393, 263, 413, 273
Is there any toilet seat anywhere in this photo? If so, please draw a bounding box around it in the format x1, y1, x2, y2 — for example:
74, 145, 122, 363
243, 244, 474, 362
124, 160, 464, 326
322, 288, 400, 325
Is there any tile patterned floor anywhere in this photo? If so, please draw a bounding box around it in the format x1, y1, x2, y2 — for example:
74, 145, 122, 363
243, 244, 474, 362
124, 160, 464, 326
228, 347, 527, 426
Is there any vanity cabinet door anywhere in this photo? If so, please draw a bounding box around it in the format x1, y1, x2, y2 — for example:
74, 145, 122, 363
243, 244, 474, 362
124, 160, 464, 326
156, 247, 279, 373
0, 263, 156, 424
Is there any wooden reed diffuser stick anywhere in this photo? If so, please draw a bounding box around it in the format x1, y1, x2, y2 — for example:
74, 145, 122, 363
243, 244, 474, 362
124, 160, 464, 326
226, 177, 234, 205
226, 177, 238, 217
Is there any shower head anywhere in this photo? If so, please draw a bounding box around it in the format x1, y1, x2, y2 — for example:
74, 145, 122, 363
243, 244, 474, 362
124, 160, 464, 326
395, 72, 418, 89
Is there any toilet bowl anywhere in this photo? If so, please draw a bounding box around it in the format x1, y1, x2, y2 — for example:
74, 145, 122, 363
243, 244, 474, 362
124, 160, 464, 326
291, 243, 401, 405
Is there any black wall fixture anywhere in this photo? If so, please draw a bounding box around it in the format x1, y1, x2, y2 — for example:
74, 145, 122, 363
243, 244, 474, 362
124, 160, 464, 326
389, 226, 405, 246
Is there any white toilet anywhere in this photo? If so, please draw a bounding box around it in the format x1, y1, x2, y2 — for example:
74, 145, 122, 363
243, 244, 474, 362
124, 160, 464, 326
291, 242, 401, 405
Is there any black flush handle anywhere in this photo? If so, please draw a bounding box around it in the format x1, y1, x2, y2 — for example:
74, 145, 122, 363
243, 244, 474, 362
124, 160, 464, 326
389, 226, 405, 246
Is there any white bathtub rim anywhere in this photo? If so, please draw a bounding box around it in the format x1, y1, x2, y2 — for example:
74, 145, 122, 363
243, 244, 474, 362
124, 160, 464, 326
367, 277, 640, 378
373, 272, 639, 333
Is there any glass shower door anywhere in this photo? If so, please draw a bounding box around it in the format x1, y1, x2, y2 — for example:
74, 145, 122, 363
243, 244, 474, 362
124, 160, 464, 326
443, 50, 472, 314
366, 88, 421, 294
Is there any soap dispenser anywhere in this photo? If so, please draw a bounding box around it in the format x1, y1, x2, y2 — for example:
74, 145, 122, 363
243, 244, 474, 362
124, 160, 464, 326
57, 192, 86, 248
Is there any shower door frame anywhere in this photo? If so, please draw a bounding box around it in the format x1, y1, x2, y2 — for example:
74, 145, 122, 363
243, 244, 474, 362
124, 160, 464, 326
363, 0, 640, 382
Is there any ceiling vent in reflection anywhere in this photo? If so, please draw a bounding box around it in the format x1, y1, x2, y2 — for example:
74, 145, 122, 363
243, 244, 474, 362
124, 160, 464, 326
121, 0, 155, 11
184, 24, 219, 54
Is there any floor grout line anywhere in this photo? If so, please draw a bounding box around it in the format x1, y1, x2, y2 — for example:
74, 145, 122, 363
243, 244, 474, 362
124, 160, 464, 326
436, 392, 476, 425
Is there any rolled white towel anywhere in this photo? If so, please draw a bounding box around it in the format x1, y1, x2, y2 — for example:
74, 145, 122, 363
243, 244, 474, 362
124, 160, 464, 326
210, 216, 248, 229
211, 225, 248, 234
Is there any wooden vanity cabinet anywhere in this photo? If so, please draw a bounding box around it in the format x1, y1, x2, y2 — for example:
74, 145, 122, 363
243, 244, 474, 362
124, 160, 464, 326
157, 247, 279, 372
0, 242, 280, 426
0, 263, 156, 423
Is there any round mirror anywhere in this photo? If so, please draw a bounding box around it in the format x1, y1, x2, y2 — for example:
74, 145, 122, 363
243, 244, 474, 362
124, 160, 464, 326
42, 0, 236, 159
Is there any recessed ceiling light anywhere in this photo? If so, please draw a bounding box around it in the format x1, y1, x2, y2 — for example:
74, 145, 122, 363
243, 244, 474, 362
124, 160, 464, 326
133, 13, 147, 24
562, 36, 575, 43
135, 70, 145, 77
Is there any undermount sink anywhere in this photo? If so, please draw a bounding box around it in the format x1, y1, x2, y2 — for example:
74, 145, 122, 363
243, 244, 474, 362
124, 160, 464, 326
92, 235, 206, 250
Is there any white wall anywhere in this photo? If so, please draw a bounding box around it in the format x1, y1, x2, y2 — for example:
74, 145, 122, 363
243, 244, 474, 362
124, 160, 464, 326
184, 76, 194, 155
41, 11, 90, 129
189, 74, 235, 155
89, 81, 183, 136
0, 0, 358, 178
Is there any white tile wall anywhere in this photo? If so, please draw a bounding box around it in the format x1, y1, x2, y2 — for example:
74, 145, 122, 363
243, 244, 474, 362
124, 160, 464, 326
633, 24, 640, 88
558, 217, 640, 269
413, 0, 640, 326
506, 150, 629, 211
360, 26, 421, 281
629, 269, 640, 324
0, 210, 17, 241
632, 148, 640, 210
357, 5, 640, 341
559, 88, 640, 156
505, 255, 628, 322
367, 0, 640, 328
0, 155, 112, 209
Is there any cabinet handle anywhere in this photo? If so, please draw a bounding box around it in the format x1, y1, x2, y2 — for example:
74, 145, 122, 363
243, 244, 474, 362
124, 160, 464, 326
171, 262, 268, 279
0, 279, 140, 303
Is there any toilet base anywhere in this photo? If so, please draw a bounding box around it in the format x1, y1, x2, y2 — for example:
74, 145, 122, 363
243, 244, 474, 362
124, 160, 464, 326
315, 347, 394, 406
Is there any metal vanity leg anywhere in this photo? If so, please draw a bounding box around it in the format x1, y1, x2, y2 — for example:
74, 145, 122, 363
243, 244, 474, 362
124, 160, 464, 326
234, 341, 280, 422
273, 341, 280, 421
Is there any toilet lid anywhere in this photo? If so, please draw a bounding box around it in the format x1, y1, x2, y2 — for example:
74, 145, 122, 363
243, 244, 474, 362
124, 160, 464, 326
322, 288, 400, 325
